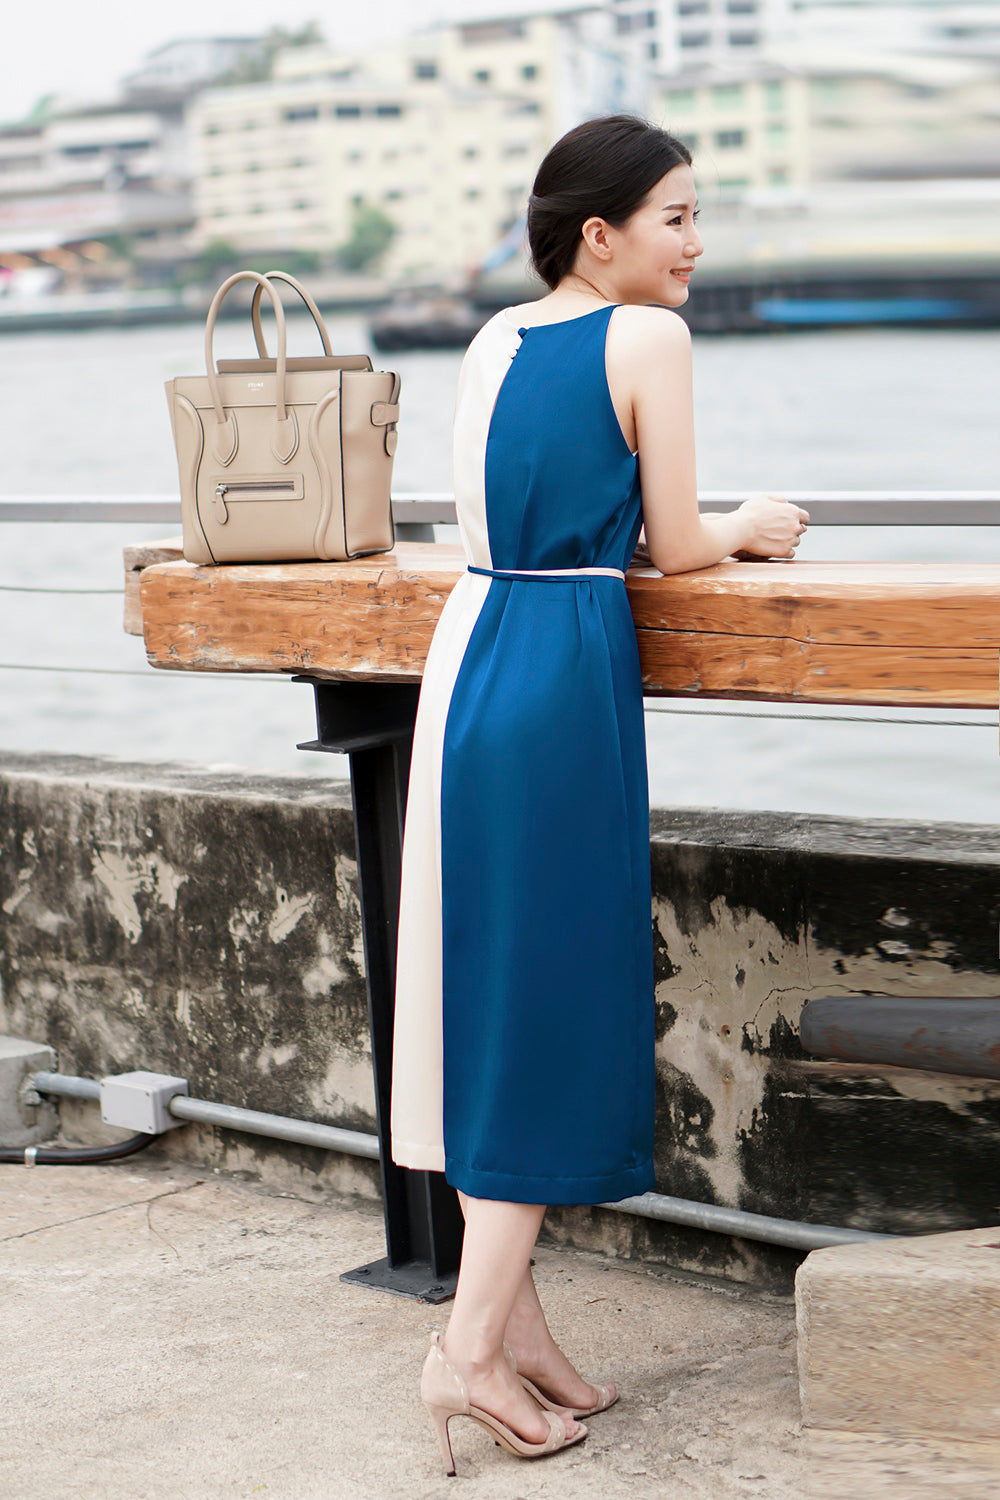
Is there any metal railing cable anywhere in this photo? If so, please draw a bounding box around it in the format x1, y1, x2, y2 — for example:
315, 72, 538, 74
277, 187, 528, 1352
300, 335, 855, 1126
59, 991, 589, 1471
642, 703, 994, 729
0, 655, 990, 727
0, 666, 284, 684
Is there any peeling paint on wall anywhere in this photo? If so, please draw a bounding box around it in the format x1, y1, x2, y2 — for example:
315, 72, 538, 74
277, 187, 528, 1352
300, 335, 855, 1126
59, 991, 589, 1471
91, 847, 186, 942
268, 887, 312, 944
2, 871, 33, 918
334, 854, 365, 973
91, 849, 145, 941
255, 1042, 299, 1074
653, 892, 809, 1208
305, 1051, 377, 1123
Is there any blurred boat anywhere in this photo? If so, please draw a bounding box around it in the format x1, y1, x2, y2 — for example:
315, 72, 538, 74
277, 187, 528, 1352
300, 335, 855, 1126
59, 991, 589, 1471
369, 292, 488, 352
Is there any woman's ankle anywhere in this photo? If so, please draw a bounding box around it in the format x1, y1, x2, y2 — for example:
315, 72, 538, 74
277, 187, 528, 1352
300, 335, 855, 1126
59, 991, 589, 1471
442, 1327, 503, 1374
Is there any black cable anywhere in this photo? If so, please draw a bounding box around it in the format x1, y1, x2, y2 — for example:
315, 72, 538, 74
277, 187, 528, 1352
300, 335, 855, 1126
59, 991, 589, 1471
0, 1132, 162, 1165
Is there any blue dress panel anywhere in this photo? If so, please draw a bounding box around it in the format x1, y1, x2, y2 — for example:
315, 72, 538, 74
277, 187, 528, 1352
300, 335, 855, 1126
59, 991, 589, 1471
390, 304, 656, 1206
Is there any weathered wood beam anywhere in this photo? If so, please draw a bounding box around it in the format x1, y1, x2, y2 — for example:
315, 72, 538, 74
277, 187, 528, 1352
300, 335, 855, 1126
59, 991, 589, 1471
128, 542, 1000, 708
123, 537, 184, 636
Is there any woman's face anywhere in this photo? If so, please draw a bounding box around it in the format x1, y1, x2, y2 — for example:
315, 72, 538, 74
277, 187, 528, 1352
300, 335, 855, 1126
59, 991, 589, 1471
602, 163, 703, 307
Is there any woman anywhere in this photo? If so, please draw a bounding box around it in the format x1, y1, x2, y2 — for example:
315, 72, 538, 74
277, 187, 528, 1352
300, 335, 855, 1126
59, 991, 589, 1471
390, 114, 808, 1474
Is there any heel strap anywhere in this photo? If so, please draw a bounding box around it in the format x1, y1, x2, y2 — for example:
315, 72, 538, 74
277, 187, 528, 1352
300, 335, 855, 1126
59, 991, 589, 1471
421, 1331, 469, 1410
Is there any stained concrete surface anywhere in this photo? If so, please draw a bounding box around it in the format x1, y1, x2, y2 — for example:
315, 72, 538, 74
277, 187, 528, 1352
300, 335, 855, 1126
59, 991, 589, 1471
6, 754, 1000, 1295
0, 1156, 803, 1500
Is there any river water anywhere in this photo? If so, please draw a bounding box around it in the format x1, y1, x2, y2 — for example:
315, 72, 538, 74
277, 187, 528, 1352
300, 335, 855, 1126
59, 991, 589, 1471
1, 310, 997, 822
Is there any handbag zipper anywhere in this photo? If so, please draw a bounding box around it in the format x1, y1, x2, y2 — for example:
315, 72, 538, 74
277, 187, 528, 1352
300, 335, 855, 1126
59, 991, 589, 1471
215, 481, 299, 496
212, 476, 303, 525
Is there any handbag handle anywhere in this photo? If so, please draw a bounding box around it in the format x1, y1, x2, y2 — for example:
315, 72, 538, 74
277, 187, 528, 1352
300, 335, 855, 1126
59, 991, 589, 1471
249, 271, 334, 358
204, 271, 296, 465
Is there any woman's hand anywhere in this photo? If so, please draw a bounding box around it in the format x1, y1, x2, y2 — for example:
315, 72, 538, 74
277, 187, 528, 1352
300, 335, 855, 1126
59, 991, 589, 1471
734, 493, 810, 559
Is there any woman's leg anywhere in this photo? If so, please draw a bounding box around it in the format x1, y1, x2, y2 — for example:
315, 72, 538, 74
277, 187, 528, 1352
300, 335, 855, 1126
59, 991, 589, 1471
455, 1189, 615, 1411
443, 1195, 584, 1442
504, 1262, 617, 1412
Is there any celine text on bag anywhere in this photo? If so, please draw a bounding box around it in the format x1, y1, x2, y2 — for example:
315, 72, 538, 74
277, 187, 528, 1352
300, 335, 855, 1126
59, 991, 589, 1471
165, 269, 400, 565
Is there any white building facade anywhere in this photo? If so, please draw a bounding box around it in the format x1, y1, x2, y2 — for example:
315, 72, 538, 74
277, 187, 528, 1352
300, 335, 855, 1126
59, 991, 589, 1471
610, 0, 794, 78
191, 7, 644, 278
655, 46, 1000, 199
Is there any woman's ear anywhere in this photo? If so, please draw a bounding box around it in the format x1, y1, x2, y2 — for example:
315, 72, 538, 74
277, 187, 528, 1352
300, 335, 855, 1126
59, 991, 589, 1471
580, 216, 614, 263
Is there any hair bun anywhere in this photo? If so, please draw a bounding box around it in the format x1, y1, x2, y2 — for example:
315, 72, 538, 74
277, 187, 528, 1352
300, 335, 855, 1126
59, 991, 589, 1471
526, 115, 692, 290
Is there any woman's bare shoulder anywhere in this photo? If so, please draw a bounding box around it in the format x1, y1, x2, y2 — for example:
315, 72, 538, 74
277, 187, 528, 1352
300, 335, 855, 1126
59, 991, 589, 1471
608, 303, 690, 354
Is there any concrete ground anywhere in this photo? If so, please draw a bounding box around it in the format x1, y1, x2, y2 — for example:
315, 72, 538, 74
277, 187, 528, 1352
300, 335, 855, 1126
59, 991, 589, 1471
805, 1430, 1000, 1500
1, 1156, 804, 1500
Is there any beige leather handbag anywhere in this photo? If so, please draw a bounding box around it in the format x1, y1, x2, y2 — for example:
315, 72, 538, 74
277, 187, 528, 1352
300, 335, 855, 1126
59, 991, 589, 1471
166, 269, 400, 565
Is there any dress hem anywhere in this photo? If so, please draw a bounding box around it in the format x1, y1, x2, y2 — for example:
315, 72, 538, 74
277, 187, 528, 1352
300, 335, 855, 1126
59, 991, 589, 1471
391, 1140, 446, 1173
444, 1156, 655, 1206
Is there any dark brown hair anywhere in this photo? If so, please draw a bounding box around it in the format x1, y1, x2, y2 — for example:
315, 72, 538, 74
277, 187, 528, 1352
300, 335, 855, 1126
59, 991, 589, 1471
527, 114, 693, 290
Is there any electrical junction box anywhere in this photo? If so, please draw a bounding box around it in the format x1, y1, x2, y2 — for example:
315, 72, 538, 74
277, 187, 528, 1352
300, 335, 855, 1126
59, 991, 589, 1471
100, 1071, 189, 1134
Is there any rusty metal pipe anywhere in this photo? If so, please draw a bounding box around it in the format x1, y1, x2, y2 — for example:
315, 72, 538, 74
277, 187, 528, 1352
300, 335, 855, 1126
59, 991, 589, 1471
800, 996, 1000, 1080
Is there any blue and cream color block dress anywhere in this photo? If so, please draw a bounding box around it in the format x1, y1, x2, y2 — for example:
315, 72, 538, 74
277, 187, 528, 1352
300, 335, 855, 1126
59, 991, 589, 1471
390, 304, 656, 1206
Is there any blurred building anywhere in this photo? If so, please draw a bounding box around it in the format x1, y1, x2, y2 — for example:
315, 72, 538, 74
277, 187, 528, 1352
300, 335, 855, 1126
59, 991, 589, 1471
0, 105, 191, 269
657, 65, 808, 195
610, 0, 795, 78
783, 0, 1000, 60
652, 44, 999, 290
656, 48, 999, 198
0, 37, 268, 275
191, 7, 640, 279
1, 3, 997, 293
120, 37, 268, 100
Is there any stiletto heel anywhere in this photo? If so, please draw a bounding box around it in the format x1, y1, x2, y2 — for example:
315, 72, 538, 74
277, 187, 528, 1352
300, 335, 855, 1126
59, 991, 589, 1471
420, 1332, 587, 1476
425, 1401, 457, 1476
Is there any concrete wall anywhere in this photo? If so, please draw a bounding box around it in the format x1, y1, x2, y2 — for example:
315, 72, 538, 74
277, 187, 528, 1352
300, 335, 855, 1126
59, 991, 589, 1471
2, 752, 999, 1289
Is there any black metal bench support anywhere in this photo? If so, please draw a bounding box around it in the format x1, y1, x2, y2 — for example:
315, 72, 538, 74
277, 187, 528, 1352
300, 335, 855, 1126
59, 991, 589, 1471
296, 677, 464, 1303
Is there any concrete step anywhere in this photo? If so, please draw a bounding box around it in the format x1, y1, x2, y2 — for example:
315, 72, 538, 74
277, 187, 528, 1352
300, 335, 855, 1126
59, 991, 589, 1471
796, 1226, 1000, 1447
0, 1035, 57, 1148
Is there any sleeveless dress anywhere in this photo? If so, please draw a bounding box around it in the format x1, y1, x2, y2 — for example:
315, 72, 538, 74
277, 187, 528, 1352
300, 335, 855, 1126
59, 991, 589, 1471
389, 303, 656, 1206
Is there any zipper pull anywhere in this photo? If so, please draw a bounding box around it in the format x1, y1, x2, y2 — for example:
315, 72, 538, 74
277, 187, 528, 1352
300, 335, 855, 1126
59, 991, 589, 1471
214, 483, 229, 526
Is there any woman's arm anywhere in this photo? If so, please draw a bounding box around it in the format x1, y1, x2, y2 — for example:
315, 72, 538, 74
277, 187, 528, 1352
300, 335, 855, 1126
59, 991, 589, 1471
609, 307, 808, 575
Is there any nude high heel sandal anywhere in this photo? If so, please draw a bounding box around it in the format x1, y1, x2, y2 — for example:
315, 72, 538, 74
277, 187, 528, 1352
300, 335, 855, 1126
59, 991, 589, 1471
518, 1374, 618, 1420
420, 1332, 587, 1476
503, 1341, 618, 1420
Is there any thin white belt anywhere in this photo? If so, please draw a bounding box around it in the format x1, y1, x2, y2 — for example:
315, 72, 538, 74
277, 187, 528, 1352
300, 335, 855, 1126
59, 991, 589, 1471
467, 565, 625, 582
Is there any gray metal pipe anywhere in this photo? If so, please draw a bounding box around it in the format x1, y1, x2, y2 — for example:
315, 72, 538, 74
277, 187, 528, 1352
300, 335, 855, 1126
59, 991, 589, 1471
31, 1072, 379, 1160
33, 1071, 100, 1101
801, 996, 1000, 1081
167, 1095, 380, 1159
603, 1192, 890, 1249
32, 1070, 888, 1249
